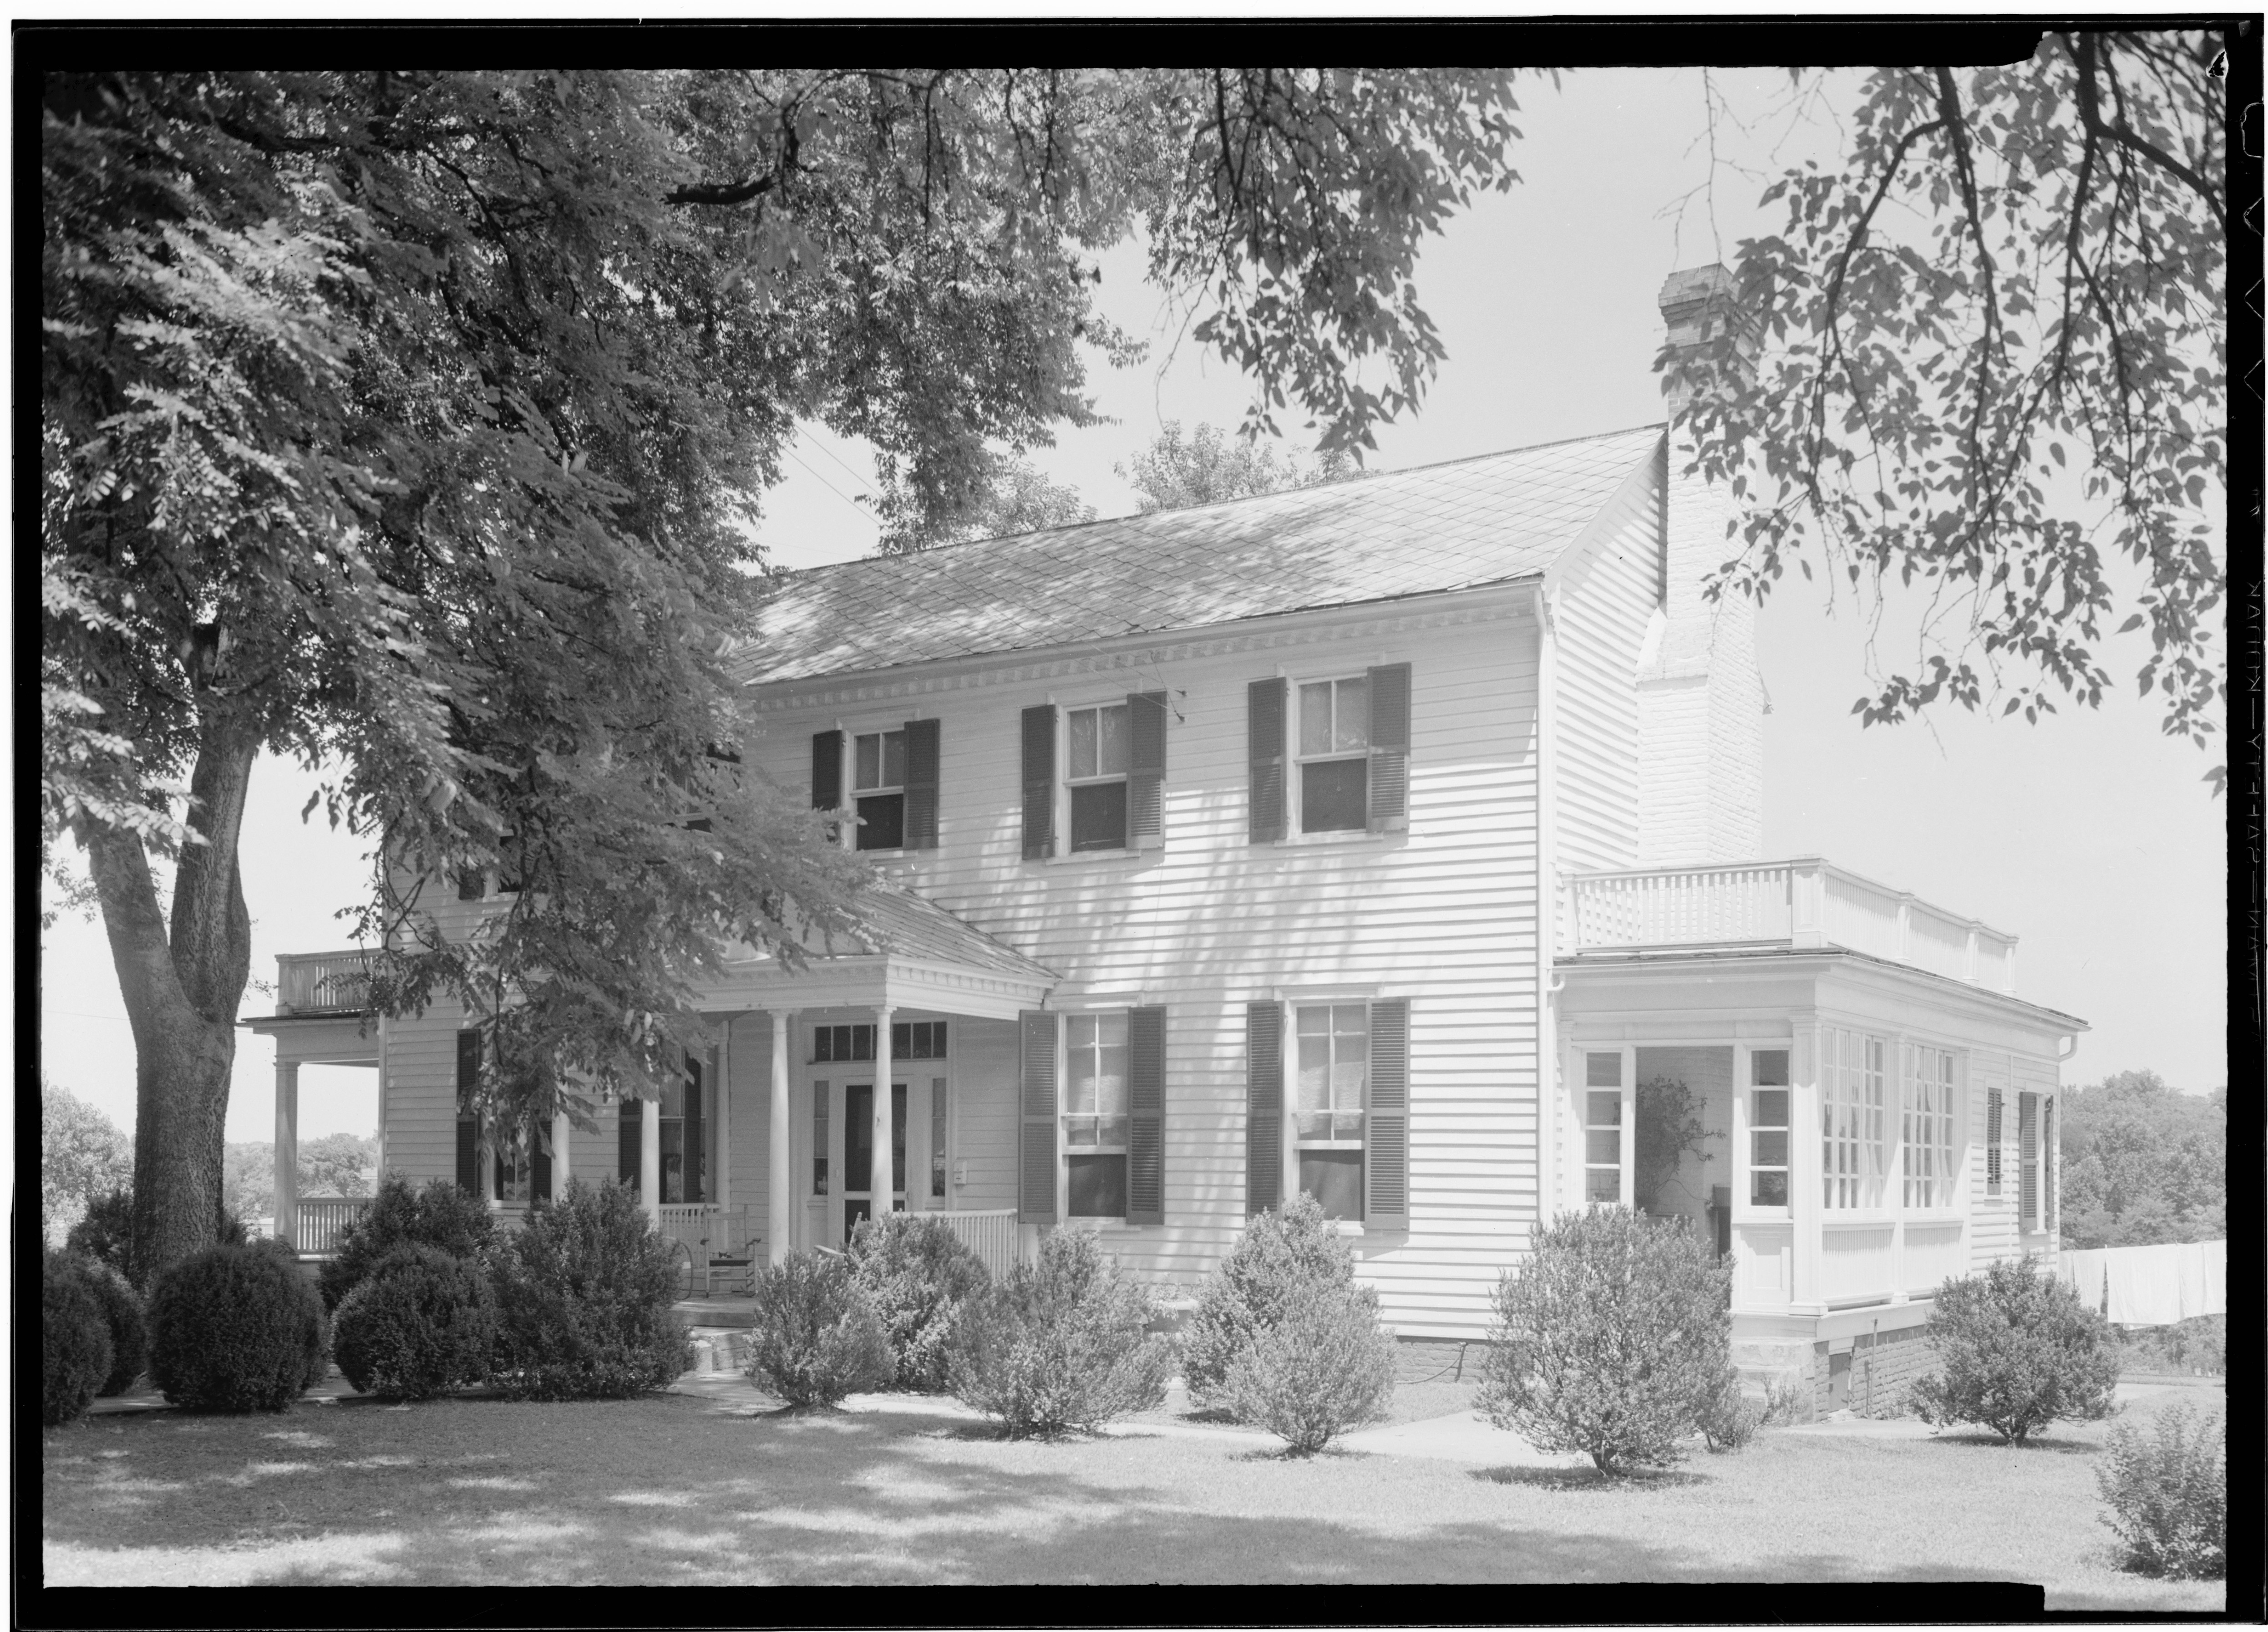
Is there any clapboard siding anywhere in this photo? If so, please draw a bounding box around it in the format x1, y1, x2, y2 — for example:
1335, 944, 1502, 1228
744, 608, 1545, 1336
722, 1013, 770, 1226
380, 999, 467, 1190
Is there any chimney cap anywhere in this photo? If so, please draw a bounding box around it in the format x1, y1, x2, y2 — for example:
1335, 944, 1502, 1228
1658, 263, 1736, 315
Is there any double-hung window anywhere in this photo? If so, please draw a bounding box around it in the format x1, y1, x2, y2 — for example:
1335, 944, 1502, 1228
1749, 1050, 1791, 1208
1066, 703, 1131, 852
1296, 676, 1371, 833
1902, 1046, 1956, 1210
852, 729, 908, 851
1296, 1004, 1369, 1218
1583, 1052, 1625, 1204
1064, 1012, 1131, 1218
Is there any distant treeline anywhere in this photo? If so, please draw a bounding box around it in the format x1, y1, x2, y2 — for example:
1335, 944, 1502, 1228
2060, 1071, 2224, 1250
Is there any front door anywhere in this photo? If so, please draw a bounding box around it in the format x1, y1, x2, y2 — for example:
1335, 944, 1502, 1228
843, 1081, 907, 1238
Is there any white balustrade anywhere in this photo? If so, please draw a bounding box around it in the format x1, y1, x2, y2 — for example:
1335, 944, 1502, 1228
294, 1195, 374, 1256
277, 950, 375, 1015
932, 1209, 1020, 1279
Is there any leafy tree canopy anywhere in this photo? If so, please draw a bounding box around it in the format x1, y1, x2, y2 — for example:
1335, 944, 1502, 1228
1117, 419, 1356, 514
41, 1078, 134, 1247
2059, 1069, 2226, 1249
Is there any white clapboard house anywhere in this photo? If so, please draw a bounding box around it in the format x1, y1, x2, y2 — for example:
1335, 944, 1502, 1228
249, 267, 2079, 1408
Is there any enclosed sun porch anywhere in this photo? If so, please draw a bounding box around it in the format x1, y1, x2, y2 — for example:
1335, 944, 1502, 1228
1555, 857, 2078, 1382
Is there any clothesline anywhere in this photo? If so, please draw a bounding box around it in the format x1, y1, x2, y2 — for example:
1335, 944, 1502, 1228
2057, 1240, 2225, 1326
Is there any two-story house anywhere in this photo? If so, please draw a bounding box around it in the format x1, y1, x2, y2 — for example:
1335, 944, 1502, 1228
250, 266, 2080, 1416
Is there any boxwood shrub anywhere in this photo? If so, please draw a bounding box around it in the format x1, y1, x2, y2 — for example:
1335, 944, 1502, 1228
43, 1252, 114, 1427
333, 1245, 497, 1400
949, 1230, 1172, 1438
61, 1255, 149, 1396
320, 1173, 499, 1313
491, 1179, 690, 1399
147, 1244, 328, 1413
846, 1213, 991, 1392
1911, 1256, 2119, 1443
746, 1250, 894, 1408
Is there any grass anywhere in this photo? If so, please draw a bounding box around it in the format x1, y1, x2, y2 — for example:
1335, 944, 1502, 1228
41, 1373, 2223, 1601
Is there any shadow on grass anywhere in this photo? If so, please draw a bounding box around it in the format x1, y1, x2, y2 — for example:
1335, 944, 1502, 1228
1928, 1432, 2103, 1456
1472, 1464, 1710, 1491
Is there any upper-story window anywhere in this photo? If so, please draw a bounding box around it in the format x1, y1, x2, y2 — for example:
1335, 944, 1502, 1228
1248, 665, 1410, 843
1066, 702, 1131, 852
1296, 676, 1371, 833
853, 729, 907, 850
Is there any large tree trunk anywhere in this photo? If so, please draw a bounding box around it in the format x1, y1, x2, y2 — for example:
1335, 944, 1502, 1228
83, 705, 259, 1287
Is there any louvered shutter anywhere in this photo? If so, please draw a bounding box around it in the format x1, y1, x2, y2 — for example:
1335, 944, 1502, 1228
620, 1100, 641, 1192
685, 1057, 705, 1205
1126, 1006, 1167, 1225
1245, 1002, 1283, 1215
1020, 706, 1057, 860
1248, 678, 1287, 844
1018, 1011, 1058, 1222
1366, 999, 1410, 1227
1366, 662, 1411, 833
1985, 1088, 2003, 1196
1128, 691, 1168, 849
2042, 1097, 2056, 1234
903, 718, 941, 850
812, 729, 844, 811
2018, 1092, 2038, 1227
455, 1029, 481, 1195
532, 1119, 552, 1204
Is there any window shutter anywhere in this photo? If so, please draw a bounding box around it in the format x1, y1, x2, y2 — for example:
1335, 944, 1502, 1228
1245, 1002, 1282, 1215
532, 1119, 551, 1204
1366, 662, 1411, 833
1126, 1006, 1167, 1225
811, 729, 843, 811
456, 870, 484, 901
455, 1029, 481, 1195
1128, 691, 1168, 849
1985, 1088, 2003, 1196
619, 1100, 641, 1192
2042, 1097, 2056, 1235
1248, 678, 1287, 844
1366, 998, 1410, 1227
1018, 1011, 1058, 1222
1020, 705, 1057, 860
903, 718, 941, 850
2017, 1091, 2038, 1226
685, 1057, 705, 1205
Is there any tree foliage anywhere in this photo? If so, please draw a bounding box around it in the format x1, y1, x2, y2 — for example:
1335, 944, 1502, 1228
2059, 1071, 2226, 1249
1117, 419, 1356, 514
41, 1079, 135, 1248
1685, 33, 2228, 788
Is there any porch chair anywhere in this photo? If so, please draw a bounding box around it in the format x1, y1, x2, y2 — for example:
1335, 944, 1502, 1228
703, 1204, 759, 1297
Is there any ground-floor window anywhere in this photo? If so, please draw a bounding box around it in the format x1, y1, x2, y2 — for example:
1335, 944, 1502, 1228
1583, 1052, 1624, 1204
1296, 1003, 1368, 1219
1901, 1047, 1955, 1210
1064, 1012, 1129, 1217
1822, 1029, 1887, 1209
1748, 1050, 1791, 1207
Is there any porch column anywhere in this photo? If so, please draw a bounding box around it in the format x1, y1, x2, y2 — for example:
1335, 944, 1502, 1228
769, 1010, 796, 1265
551, 1108, 572, 1196
273, 1060, 300, 1251
1787, 1027, 1825, 1314
640, 1093, 662, 1231
872, 1004, 895, 1211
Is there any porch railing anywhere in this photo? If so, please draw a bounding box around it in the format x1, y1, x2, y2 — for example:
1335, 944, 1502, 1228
294, 1196, 374, 1256
277, 949, 376, 1015
929, 1208, 1020, 1278
1566, 859, 2017, 993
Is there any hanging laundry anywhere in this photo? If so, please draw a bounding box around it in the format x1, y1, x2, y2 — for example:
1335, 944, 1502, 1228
2103, 1241, 2188, 1326
2199, 1239, 2227, 1318
2060, 1248, 2109, 1316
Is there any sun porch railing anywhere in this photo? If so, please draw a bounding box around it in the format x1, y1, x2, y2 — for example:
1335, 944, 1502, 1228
277, 949, 376, 1015
928, 1208, 1020, 1278
293, 1196, 374, 1256
1566, 859, 2017, 993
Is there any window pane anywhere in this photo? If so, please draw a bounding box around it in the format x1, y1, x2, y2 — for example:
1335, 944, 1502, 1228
1752, 1130, 1788, 1167
1070, 780, 1127, 851
1751, 1169, 1789, 1207
856, 732, 881, 790
1067, 1153, 1127, 1218
1101, 1114, 1129, 1148
1334, 676, 1370, 751
856, 793, 905, 850
1301, 1149, 1364, 1220
1069, 708, 1097, 780
1097, 704, 1129, 776
1065, 1114, 1097, 1147
1067, 1015, 1096, 1115
1301, 758, 1368, 832
1585, 1052, 1623, 1088
1299, 682, 1334, 755
1334, 1112, 1365, 1141
1753, 1089, 1789, 1128
1095, 1012, 1128, 1115
1586, 1091, 1621, 1127
882, 729, 907, 789
1586, 1169, 1620, 1203
1331, 1057, 1366, 1114
1753, 1049, 1790, 1087
1298, 1033, 1330, 1113
1586, 1129, 1622, 1165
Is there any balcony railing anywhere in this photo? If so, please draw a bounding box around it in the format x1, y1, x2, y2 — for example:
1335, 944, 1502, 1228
293, 1196, 373, 1255
277, 950, 375, 1015
1566, 859, 2017, 993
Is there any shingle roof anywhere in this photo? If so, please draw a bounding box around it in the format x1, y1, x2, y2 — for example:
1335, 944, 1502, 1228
732, 423, 1664, 686
808, 881, 1057, 981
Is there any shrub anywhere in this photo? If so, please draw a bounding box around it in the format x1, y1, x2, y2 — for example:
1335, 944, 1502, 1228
1182, 1192, 1355, 1407
1476, 1206, 1733, 1476
2095, 1403, 2226, 1579
1910, 1256, 2119, 1443
1220, 1280, 1395, 1454
745, 1251, 894, 1408
491, 1179, 690, 1399
65, 1187, 136, 1283
146, 1244, 328, 1413
60, 1256, 149, 1396
217, 1209, 250, 1248
333, 1245, 497, 1400
1697, 1364, 1761, 1453
844, 1212, 991, 1392
43, 1252, 114, 1427
948, 1230, 1173, 1438
319, 1173, 500, 1312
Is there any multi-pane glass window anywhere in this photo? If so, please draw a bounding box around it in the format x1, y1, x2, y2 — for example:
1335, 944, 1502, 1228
1296, 1003, 1368, 1219
812, 1083, 829, 1197
1822, 1029, 1887, 1209
812, 1022, 947, 1063
1065, 1012, 1129, 1217
1749, 1049, 1791, 1208
657, 1061, 704, 1205
930, 1078, 949, 1200
1583, 1052, 1624, 1205
1066, 703, 1131, 852
493, 1124, 537, 1204
852, 728, 907, 850
1903, 1046, 1956, 1209
1296, 676, 1370, 833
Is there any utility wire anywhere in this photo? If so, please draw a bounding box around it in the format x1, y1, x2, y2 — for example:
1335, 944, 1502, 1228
798, 427, 877, 489
780, 446, 876, 523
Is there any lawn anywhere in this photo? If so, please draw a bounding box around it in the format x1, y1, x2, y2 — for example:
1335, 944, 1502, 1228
41, 1373, 2223, 1601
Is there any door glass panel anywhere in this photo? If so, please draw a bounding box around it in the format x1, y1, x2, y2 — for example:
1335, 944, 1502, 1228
841, 1082, 905, 1198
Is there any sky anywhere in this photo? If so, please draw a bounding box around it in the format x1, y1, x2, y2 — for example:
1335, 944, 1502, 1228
37, 66, 2230, 1155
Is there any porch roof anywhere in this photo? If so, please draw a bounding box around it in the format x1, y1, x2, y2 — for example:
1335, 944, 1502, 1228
1557, 944, 2088, 1032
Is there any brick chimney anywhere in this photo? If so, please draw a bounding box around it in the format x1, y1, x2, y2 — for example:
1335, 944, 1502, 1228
1634, 265, 1765, 866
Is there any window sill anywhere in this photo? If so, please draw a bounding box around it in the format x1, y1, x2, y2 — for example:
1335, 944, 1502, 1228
1274, 827, 1405, 850
1041, 846, 1156, 866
